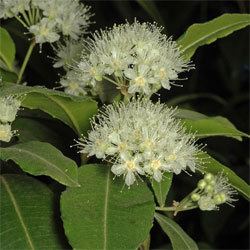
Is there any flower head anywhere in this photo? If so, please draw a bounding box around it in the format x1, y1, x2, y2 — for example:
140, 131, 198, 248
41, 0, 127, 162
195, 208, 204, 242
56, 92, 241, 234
192, 173, 237, 211
60, 70, 87, 96
0, 124, 14, 142
0, 96, 21, 142
1, 0, 92, 44
0, 96, 21, 123
77, 99, 201, 186
53, 38, 85, 69
77, 20, 193, 97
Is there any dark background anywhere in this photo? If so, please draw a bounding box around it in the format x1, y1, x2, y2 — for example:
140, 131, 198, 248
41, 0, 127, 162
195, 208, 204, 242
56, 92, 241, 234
2, 1, 250, 249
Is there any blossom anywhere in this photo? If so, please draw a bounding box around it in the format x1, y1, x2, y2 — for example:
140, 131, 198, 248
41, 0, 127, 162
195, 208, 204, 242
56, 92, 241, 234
29, 18, 59, 44
60, 70, 87, 96
77, 99, 201, 186
0, 96, 21, 142
0, 124, 13, 142
1, 0, 92, 44
0, 96, 21, 123
53, 38, 85, 69
192, 173, 237, 211
77, 20, 193, 97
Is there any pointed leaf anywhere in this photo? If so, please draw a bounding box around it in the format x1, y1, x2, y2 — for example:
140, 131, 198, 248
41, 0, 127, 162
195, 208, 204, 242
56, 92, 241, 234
0, 141, 79, 187
61, 164, 155, 250
155, 213, 198, 250
0, 82, 98, 136
152, 172, 173, 207
178, 13, 250, 59
182, 116, 249, 141
0, 174, 67, 249
198, 152, 250, 200
176, 109, 249, 141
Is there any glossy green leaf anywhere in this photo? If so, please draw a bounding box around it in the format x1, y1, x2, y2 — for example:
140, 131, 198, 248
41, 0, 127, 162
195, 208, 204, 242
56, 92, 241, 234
136, 0, 165, 26
176, 109, 249, 141
151, 172, 173, 207
0, 27, 15, 71
61, 164, 155, 250
155, 213, 198, 250
0, 67, 17, 82
0, 174, 67, 249
0, 141, 79, 187
198, 152, 250, 200
178, 13, 250, 59
182, 116, 249, 141
12, 117, 63, 146
0, 82, 98, 136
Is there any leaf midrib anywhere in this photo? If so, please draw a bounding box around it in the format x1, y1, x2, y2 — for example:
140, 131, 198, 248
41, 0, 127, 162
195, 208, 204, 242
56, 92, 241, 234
45, 95, 82, 135
1, 176, 35, 250
155, 214, 194, 250
2, 147, 78, 186
103, 168, 111, 250
181, 20, 250, 54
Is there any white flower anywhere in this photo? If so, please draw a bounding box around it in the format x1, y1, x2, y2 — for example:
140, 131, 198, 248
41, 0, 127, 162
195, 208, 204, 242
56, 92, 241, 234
60, 70, 87, 96
77, 20, 193, 97
77, 99, 201, 186
1, 0, 92, 44
53, 38, 85, 69
0, 0, 30, 19
111, 153, 144, 187
198, 196, 216, 211
194, 173, 237, 211
0, 124, 14, 142
0, 96, 21, 123
29, 18, 60, 44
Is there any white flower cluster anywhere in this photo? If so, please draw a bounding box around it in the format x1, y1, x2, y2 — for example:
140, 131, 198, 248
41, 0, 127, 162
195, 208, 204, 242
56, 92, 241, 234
52, 39, 89, 96
77, 99, 201, 187
0, 96, 21, 142
53, 39, 85, 70
0, 0, 92, 44
76, 20, 192, 97
191, 173, 237, 211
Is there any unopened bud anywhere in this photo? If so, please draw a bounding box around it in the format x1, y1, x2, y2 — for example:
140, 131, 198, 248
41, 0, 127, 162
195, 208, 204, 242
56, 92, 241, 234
198, 180, 206, 190
205, 185, 214, 193
191, 193, 200, 201
204, 173, 214, 183
214, 193, 227, 205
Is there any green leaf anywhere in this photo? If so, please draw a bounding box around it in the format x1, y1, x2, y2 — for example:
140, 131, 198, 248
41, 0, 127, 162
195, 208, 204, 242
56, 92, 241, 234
198, 152, 250, 200
136, 0, 165, 26
183, 116, 249, 141
0, 67, 17, 82
151, 172, 173, 207
178, 13, 250, 60
0, 27, 16, 71
0, 174, 67, 250
61, 164, 155, 250
0, 82, 98, 136
0, 141, 79, 187
155, 213, 198, 250
176, 109, 249, 141
12, 117, 63, 146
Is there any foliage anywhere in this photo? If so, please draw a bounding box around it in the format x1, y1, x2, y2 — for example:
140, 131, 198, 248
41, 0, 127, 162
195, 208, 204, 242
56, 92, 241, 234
0, 1, 249, 250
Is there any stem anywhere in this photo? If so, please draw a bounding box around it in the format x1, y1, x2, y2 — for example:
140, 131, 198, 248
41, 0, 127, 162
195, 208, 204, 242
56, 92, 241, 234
155, 205, 198, 213
15, 16, 29, 29
17, 39, 36, 84
103, 75, 120, 86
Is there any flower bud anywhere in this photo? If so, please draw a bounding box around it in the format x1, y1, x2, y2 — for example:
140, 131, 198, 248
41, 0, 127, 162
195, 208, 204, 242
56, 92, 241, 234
214, 193, 227, 205
204, 173, 214, 183
205, 185, 214, 193
191, 193, 200, 201
198, 180, 207, 190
